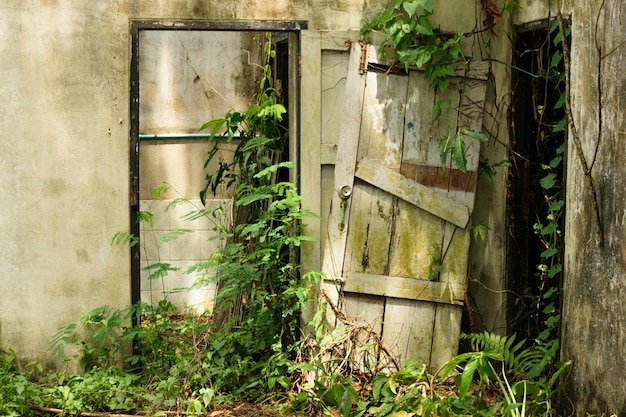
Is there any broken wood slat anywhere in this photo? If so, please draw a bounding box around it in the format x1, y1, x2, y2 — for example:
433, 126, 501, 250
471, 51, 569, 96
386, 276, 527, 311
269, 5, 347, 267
321, 41, 367, 279
354, 158, 470, 228
344, 272, 465, 305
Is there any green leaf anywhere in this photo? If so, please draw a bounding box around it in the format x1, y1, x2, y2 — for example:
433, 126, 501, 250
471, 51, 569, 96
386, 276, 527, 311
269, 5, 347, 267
543, 285, 559, 298
151, 183, 171, 198
540, 246, 558, 258
550, 50, 563, 69
548, 263, 562, 278
432, 98, 451, 121
199, 118, 227, 137
549, 199, 564, 211
539, 173, 557, 189
111, 231, 139, 248
418, 0, 435, 13
549, 155, 562, 168
137, 210, 154, 225
414, 17, 434, 35
554, 92, 565, 109
553, 118, 566, 132
402, 1, 420, 17
340, 387, 352, 417
257, 103, 286, 120
463, 129, 489, 142
459, 357, 478, 399
236, 193, 273, 207
253, 161, 294, 179
540, 222, 558, 236
472, 221, 490, 241
160, 229, 193, 242
438, 132, 452, 169
452, 132, 467, 172
415, 47, 432, 67
372, 376, 386, 401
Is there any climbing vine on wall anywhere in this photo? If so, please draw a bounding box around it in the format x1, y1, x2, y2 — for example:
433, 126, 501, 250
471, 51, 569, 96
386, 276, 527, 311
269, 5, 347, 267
360, 0, 491, 174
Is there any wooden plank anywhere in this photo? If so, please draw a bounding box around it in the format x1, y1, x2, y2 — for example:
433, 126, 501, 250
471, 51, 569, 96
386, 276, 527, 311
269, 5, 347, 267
355, 158, 470, 228
343, 182, 395, 275
356, 71, 408, 166
382, 299, 435, 366
299, 30, 322, 325
321, 143, 337, 165
431, 230, 469, 372
343, 68, 408, 278
321, 48, 349, 150
321, 41, 368, 280
344, 273, 465, 306
439, 228, 470, 285
344, 293, 385, 371
131, 19, 307, 31
430, 304, 463, 372
401, 73, 487, 180
299, 30, 322, 272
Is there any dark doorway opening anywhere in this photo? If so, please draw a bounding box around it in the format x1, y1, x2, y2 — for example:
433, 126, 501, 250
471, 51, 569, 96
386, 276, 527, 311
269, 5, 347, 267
507, 20, 567, 340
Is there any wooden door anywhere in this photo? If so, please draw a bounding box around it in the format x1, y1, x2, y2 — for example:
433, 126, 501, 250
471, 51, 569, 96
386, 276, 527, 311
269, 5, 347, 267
309, 37, 488, 371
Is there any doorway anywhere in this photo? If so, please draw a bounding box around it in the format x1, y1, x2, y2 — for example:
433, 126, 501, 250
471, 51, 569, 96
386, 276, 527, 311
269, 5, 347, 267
507, 20, 566, 339
129, 20, 304, 312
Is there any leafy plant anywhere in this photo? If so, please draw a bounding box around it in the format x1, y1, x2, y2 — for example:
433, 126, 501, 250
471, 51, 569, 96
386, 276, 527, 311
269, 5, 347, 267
361, 1, 494, 174
196, 33, 319, 357
361, 0, 462, 93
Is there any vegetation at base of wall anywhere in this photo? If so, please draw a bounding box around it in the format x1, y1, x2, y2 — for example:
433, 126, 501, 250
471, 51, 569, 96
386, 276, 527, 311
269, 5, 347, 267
2, 317, 571, 416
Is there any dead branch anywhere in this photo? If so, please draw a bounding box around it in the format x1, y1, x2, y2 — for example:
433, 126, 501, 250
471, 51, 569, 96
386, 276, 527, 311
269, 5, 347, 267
320, 289, 401, 372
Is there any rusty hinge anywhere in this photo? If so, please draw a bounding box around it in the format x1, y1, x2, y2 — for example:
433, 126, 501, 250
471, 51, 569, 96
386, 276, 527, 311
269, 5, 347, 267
358, 41, 368, 74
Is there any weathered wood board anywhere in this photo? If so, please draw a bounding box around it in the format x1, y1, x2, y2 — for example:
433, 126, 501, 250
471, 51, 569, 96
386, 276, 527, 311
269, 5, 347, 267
301, 31, 488, 371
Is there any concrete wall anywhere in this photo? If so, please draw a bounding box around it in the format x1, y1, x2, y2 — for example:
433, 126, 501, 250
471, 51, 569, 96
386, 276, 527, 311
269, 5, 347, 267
561, 1, 626, 415
0, 0, 512, 369
0, 0, 377, 367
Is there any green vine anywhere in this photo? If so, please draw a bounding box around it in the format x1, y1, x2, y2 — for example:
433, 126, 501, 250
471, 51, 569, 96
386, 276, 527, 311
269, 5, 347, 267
513, 19, 569, 345
360, 0, 463, 94
361, 0, 490, 174
198, 33, 319, 348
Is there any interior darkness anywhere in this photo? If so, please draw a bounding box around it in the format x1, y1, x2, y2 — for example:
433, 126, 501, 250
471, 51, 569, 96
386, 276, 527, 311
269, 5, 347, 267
272, 34, 292, 184
507, 23, 566, 339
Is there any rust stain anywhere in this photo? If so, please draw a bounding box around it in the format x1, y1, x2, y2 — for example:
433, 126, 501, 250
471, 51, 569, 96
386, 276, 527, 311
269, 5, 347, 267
400, 162, 477, 192
358, 41, 368, 74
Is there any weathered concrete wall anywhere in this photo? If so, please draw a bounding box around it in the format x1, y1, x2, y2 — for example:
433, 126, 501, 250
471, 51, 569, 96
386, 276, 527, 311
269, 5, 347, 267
0, 0, 379, 366
561, 1, 626, 415
0, 0, 513, 368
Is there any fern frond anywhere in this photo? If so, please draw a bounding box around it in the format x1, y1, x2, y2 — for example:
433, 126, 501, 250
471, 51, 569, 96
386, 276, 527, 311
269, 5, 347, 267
462, 331, 524, 374
461, 332, 559, 378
